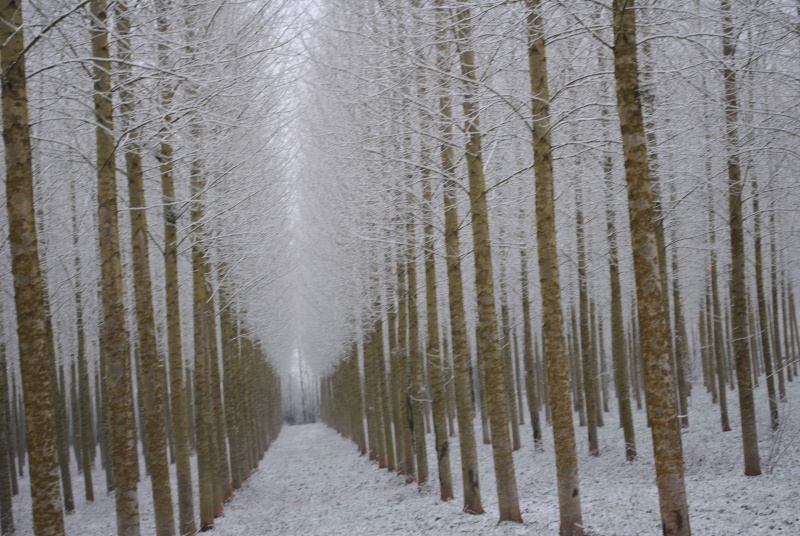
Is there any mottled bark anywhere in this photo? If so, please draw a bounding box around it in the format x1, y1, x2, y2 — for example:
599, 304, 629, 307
721, 0, 761, 476
613, 0, 691, 533
36, 207, 74, 513
157, 0, 196, 525
526, 0, 582, 531
117, 2, 175, 531
455, 2, 521, 523
90, 0, 141, 531
435, 26, 484, 504
423, 178, 453, 501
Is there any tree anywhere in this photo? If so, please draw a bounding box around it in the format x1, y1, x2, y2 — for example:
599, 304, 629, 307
525, 0, 583, 532
612, 0, 690, 533
454, 0, 521, 523
1, 0, 65, 533
721, 0, 761, 477
90, 0, 141, 531
116, 1, 175, 532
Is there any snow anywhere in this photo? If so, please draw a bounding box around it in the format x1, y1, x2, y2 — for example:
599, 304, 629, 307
10, 379, 800, 535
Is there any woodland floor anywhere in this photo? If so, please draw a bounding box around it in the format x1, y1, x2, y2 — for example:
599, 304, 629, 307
11, 376, 800, 535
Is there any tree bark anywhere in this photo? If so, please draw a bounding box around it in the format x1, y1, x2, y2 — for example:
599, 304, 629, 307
526, 0, 583, 531
423, 178, 453, 501
455, 2, 521, 523
721, 0, 761, 476
90, 0, 140, 531
613, 0, 691, 533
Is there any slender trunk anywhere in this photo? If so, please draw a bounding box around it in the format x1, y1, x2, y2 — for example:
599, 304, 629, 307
455, 2, 521, 522
117, 3, 175, 531
499, 283, 521, 451
710, 223, 731, 432
769, 214, 787, 401
751, 179, 779, 430
604, 155, 637, 461
90, 0, 140, 530
156, 2, 195, 531
435, 26, 484, 504
576, 183, 599, 456
613, 0, 690, 532
526, 0, 583, 531
423, 179, 453, 500
406, 220, 428, 485
72, 183, 95, 502
520, 250, 542, 451
721, 0, 761, 476
669, 220, 690, 429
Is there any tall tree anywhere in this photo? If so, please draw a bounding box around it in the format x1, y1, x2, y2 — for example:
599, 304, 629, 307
434, 0, 483, 507
1, 0, 66, 533
721, 0, 761, 477
526, 0, 583, 532
91, 0, 141, 530
116, 1, 175, 533
612, 0, 690, 533
156, 0, 196, 531
454, 0, 521, 523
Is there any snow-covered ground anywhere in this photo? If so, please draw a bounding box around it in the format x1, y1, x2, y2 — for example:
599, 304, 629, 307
11, 378, 800, 535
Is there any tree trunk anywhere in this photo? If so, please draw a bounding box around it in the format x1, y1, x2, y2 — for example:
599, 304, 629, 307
751, 178, 779, 430
709, 220, 731, 432
157, 2, 196, 527
116, 2, 175, 531
90, 0, 141, 531
613, 0, 691, 533
603, 154, 637, 461
721, 0, 761, 477
72, 183, 95, 502
520, 250, 542, 451
526, 0, 583, 531
0, 9, 65, 527
434, 19, 484, 504
576, 183, 599, 456
0, 310, 14, 534
455, 2, 521, 523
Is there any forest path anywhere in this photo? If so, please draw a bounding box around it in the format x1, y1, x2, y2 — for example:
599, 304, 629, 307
211, 422, 461, 535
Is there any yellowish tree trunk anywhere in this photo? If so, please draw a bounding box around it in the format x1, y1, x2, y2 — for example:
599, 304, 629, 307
454, 2, 521, 522
116, 2, 175, 532
525, 0, 583, 532
612, 0, 690, 532
90, 0, 141, 531
423, 178, 453, 500
721, 0, 761, 477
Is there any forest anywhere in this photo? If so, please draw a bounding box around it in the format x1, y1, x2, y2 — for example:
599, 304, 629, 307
0, 0, 799, 534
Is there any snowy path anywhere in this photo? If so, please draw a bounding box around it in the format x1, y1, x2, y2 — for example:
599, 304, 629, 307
211, 423, 522, 535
